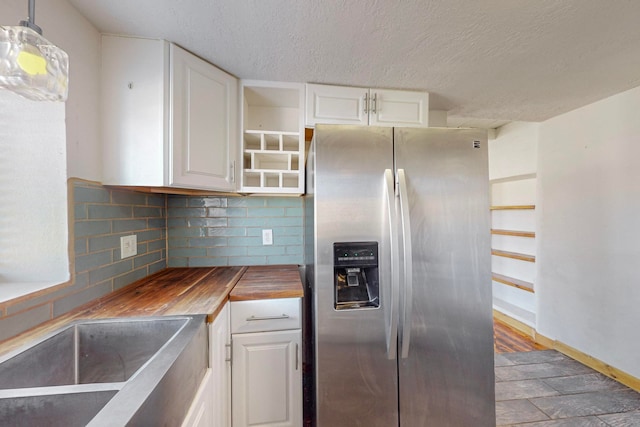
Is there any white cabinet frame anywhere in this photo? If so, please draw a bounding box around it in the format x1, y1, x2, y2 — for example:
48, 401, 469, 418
306, 83, 429, 128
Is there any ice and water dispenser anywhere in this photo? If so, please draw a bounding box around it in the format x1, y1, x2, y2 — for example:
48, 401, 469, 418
333, 242, 379, 310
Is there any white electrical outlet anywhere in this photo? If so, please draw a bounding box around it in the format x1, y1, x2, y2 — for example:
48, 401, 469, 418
120, 235, 137, 259
262, 229, 273, 245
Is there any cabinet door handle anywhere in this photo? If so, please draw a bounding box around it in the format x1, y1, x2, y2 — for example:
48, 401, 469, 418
246, 314, 290, 321
295, 343, 299, 370
363, 92, 369, 114
371, 93, 378, 114
225, 343, 232, 363
230, 160, 236, 183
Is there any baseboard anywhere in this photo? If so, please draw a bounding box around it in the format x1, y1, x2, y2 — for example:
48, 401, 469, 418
493, 310, 640, 393
493, 309, 535, 337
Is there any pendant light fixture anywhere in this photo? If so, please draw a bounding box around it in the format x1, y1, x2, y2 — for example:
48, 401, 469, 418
0, 0, 69, 101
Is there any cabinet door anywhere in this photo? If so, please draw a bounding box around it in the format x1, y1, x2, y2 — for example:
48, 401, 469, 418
210, 303, 231, 427
369, 89, 429, 128
182, 369, 214, 427
232, 329, 302, 427
305, 83, 369, 126
171, 44, 238, 191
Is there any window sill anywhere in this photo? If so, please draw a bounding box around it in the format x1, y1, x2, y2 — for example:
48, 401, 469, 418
0, 281, 65, 304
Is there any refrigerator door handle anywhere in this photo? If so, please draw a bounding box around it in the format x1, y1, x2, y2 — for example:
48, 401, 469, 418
385, 169, 399, 360
397, 169, 413, 359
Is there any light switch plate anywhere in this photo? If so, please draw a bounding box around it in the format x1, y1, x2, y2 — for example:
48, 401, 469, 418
262, 229, 273, 245
121, 235, 137, 259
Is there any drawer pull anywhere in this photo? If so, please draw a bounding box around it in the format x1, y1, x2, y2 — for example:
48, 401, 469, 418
246, 314, 290, 321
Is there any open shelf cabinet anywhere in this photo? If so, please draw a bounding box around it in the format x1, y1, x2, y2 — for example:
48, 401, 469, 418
240, 81, 305, 194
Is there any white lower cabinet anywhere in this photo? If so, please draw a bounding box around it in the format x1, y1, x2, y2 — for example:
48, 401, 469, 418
184, 298, 302, 427
211, 303, 232, 427
183, 303, 231, 427
232, 330, 302, 427
182, 369, 214, 427
231, 298, 302, 427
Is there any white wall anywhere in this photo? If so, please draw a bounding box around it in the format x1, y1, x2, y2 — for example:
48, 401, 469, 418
0, 92, 68, 285
2, 0, 102, 181
489, 121, 539, 180
0, 0, 101, 289
537, 85, 640, 378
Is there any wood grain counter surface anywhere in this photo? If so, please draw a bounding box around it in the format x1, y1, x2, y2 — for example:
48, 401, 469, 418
81, 266, 248, 322
0, 264, 303, 356
230, 265, 304, 301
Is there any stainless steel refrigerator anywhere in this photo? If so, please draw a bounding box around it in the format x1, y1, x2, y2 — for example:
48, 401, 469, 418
303, 125, 495, 426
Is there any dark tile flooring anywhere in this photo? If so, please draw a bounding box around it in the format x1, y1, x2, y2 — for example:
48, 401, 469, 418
495, 350, 640, 426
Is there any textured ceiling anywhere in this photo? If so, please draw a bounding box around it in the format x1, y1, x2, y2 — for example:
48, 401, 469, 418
67, 0, 640, 123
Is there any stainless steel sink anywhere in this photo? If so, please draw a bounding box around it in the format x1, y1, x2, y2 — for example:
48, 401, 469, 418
0, 387, 118, 427
0, 315, 207, 426
0, 317, 189, 388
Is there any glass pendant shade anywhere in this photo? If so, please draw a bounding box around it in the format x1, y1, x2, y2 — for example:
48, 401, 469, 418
0, 25, 69, 101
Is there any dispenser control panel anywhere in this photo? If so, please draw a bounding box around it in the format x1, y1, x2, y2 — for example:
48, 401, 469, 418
334, 242, 378, 266
333, 242, 379, 310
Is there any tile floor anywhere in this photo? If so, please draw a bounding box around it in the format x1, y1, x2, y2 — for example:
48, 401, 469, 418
495, 350, 640, 426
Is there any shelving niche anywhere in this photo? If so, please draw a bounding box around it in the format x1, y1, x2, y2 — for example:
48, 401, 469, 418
240, 81, 305, 194
490, 175, 537, 327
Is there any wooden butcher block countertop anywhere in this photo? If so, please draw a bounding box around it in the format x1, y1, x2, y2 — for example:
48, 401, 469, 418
84, 266, 246, 322
230, 265, 304, 301
0, 265, 303, 355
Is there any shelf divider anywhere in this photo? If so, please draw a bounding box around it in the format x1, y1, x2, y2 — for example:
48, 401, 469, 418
490, 205, 535, 210
491, 229, 535, 238
492, 272, 534, 293
491, 249, 535, 263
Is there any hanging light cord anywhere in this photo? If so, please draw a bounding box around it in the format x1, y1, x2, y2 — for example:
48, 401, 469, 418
20, 0, 42, 35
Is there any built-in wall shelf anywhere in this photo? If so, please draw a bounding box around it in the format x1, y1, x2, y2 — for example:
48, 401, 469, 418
492, 272, 534, 293
491, 249, 535, 263
490, 205, 536, 211
490, 168, 537, 329
491, 229, 535, 238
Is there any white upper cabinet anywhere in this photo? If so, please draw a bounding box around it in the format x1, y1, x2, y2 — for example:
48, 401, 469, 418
369, 88, 429, 127
306, 83, 429, 128
305, 84, 369, 126
240, 80, 305, 194
170, 44, 238, 190
102, 35, 238, 191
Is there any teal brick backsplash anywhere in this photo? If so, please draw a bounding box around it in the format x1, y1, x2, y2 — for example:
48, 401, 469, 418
0, 180, 168, 343
74, 220, 111, 237
168, 196, 303, 267
1, 184, 304, 342
74, 186, 110, 203
72, 181, 167, 294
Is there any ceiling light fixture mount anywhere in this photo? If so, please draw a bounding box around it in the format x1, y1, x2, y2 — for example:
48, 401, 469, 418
0, 0, 69, 101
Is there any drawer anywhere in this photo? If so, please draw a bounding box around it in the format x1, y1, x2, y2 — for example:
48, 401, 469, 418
231, 298, 301, 334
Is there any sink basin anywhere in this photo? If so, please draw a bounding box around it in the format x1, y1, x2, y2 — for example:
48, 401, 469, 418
0, 317, 189, 388
0, 315, 208, 426
0, 388, 117, 427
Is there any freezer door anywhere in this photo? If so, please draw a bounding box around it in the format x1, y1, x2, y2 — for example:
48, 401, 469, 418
313, 125, 399, 427
394, 128, 495, 426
